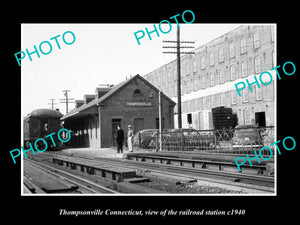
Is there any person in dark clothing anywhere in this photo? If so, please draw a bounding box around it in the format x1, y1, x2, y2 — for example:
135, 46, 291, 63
116, 125, 125, 153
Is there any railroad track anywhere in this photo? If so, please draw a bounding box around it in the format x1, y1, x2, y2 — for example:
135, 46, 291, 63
24, 159, 120, 194
43, 152, 274, 193
96, 157, 274, 189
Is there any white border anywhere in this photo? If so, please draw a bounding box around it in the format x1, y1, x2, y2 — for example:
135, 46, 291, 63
21, 23, 277, 197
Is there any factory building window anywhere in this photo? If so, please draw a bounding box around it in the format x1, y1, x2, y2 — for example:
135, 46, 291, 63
240, 37, 247, 54
193, 58, 197, 72
188, 99, 195, 112
201, 75, 206, 89
215, 69, 220, 85
230, 64, 236, 80
253, 31, 260, 49
182, 101, 188, 113
187, 113, 192, 124
196, 77, 201, 91
213, 93, 220, 107
209, 52, 214, 66
186, 61, 190, 76
220, 92, 225, 106
197, 97, 203, 110
256, 85, 263, 101
210, 71, 215, 86
219, 47, 224, 62
266, 82, 274, 100
206, 95, 212, 109
173, 68, 176, 81
219, 68, 225, 84
254, 55, 261, 74
244, 108, 251, 125
201, 56, 206, 69
193, 75, 199, 91
243, 88, 249, 103
241, 60, 248, 77
206, 73, 211, 87
229, 42, 234, 58
231, 90, 237, 105
203, 97, 207, 109
271, 26, 275, 42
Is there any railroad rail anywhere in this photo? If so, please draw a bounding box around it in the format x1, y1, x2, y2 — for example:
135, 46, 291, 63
100, 156, 274, 189
126, 152, 270, 175
25, 155, 166, 194
24, 159, 120, 194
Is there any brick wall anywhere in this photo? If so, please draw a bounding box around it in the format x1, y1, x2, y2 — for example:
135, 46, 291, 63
144, 25, 276, 129
99, 77, 174, 147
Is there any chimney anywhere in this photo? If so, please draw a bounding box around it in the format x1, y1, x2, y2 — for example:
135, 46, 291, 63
75, 100, 84, 108
84, 94, 95, 104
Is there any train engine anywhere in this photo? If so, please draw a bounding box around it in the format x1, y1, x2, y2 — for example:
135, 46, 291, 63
23, 108, 65, 150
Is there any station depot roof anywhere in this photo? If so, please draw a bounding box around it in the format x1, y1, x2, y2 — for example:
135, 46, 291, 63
24, 108, 63, 119
61, 74, 176, 121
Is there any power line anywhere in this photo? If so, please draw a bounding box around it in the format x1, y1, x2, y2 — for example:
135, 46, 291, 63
48, 99, 58, 110
60, 90, 75, 114
162, 27, 195, 129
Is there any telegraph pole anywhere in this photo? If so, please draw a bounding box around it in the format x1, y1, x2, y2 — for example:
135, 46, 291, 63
48, 99, 58, 110
60, 90, 75, 114
158, 91, 162, 151
162, 26, 195, 128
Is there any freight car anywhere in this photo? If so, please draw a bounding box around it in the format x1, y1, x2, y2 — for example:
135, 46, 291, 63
23, 108, 65, 150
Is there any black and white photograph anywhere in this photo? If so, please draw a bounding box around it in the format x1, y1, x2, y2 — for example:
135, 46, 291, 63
4, 5, 298, 223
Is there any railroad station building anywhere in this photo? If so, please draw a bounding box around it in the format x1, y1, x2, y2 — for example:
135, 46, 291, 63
61, 75, 175, 148
143, 25, 276, 129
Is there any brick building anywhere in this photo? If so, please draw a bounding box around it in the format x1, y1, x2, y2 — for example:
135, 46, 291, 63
61, 75, 175, 148
143, 25, 276, 129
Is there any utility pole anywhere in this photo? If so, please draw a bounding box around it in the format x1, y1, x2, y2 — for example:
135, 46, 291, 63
48, 99, 58, 110
162, 26, 195, 128
158, 91, 162, 151
60, 90, 75, 114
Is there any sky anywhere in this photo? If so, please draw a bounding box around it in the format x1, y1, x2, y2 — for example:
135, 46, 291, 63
21, 23, 242, 116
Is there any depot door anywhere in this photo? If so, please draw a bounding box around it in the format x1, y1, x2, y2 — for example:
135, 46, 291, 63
111, 119, 121, 147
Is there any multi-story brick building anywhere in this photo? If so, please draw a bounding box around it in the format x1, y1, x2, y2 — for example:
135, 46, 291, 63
143, 25, 276, 129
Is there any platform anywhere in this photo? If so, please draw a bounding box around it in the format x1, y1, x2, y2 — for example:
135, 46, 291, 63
59, 148, 274, 175
60, 147, 274, 164
127, 150, 274, 164
52, 154, 138, 182
61, 147, 149, 159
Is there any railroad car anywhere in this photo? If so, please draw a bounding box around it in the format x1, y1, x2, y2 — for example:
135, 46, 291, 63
23, 108, 64, 150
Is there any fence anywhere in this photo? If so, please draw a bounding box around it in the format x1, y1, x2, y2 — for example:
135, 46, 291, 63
148, 126, 275, 155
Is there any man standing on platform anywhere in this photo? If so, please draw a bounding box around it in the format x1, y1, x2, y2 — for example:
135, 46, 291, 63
116, 125, 125, 153
127, 125, 134, 152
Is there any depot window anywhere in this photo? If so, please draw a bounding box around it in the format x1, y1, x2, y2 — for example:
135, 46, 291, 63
133, 88, 141, 95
